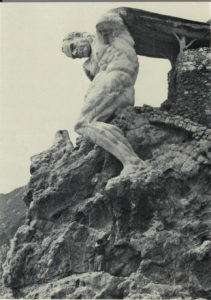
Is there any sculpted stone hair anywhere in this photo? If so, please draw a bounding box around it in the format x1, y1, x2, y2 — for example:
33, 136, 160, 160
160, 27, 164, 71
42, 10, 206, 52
63, 32, 94, 43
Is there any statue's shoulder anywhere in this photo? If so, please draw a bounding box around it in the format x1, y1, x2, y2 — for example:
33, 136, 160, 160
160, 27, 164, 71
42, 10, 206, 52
96, 12, 126, 45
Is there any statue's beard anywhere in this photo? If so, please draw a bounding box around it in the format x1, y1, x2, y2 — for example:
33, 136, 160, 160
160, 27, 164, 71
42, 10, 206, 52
72, 45, 90, 58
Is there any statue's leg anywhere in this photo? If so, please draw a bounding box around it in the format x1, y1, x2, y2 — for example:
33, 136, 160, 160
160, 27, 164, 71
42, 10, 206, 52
75, 72, 147, 174
78, 121, 146, 173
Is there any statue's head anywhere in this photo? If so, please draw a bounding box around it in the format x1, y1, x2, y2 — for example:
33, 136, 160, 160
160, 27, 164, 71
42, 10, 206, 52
62, 32, 94, 59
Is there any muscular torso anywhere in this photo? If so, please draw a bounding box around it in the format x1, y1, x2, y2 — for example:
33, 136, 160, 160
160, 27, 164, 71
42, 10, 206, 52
83, 38, 139, 85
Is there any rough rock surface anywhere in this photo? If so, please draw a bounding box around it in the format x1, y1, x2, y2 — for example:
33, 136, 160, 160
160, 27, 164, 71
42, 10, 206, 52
162, 47, 211, 127
0, 187, 26, 297
1, 11, 211, 298
0, 187, 26, 246
2, 105, 211, 299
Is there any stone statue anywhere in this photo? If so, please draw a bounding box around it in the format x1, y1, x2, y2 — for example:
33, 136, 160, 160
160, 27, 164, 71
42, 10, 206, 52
62, 12, 147, 175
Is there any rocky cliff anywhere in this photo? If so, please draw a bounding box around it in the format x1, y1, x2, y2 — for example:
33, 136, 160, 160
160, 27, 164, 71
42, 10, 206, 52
0, 187, 26, 296
1, 12, 211, 299
1, 102, 211, 299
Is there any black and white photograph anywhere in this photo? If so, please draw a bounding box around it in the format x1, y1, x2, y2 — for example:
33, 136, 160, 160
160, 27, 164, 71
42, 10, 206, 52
0, 1, 211, 299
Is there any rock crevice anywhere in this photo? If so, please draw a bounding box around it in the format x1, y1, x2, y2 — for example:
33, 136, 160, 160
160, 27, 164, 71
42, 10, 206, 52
2, 104, 211, 299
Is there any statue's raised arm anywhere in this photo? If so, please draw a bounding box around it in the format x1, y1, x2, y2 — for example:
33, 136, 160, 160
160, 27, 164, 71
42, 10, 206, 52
96, 13, 128, 44
62, 11, 147, 176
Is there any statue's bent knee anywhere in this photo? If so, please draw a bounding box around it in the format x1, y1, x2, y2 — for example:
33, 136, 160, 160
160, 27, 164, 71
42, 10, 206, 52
74, 120, 84, 134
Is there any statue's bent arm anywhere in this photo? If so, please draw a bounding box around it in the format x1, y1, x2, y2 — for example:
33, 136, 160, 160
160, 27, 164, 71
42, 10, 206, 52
96, 14, 125, 44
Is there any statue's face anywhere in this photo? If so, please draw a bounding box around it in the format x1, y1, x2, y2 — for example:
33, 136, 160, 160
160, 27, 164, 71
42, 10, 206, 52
62, 37, 91, 59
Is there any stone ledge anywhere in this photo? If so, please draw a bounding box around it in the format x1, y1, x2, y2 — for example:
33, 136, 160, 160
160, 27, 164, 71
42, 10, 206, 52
135, 105, 211, 142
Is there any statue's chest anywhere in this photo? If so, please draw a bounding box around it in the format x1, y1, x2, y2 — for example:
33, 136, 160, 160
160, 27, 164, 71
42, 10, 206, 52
83, 46, 122, 78
96, 46, 121, 70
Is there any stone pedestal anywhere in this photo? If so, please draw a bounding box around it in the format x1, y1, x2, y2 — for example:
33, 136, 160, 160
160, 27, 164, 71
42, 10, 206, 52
162, 47, 211, 127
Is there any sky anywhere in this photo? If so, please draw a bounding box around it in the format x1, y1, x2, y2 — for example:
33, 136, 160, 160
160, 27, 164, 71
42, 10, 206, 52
0, 2, 210, 193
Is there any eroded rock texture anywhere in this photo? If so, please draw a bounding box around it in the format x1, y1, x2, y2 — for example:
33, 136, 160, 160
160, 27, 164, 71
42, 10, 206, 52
162, 47, 211, 127
2, 106, 211, 299
0, 187, 26, 297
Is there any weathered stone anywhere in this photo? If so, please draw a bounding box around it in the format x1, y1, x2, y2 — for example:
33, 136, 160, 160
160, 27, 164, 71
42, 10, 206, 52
161, 47, 211, 127
1, 7, 211, 299
1, 105, 210, 299
17, 272, 123, 299
0, 187, 27, 296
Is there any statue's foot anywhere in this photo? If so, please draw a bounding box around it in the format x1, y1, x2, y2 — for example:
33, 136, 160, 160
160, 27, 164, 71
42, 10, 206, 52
105, 160, 150, 191
120, 160, 148, 177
